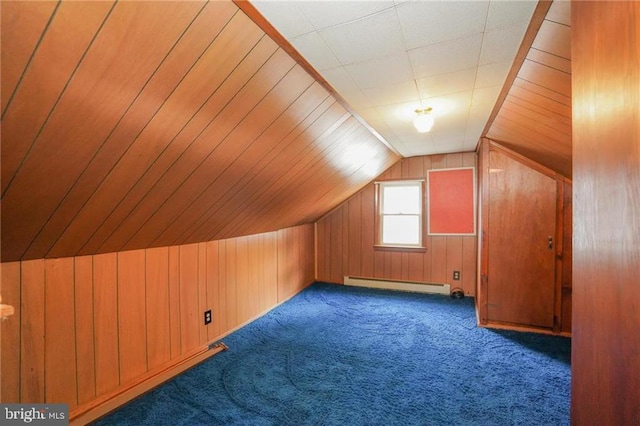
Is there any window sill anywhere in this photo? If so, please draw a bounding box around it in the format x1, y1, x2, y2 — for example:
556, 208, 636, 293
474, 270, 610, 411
374, 245, 427, 253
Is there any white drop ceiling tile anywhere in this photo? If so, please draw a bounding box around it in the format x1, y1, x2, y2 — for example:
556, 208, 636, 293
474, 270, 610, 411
409, 34, 483, 79
485, 0, 537, 30
297, 1, 395, 31
321, 66, 360, 94
367, 117, 394, 132
340, 89, 374, 110
319, 8, 405, 65
475, 61, 512, 88
436, 142, 467, 155
374, 99, 425, 128
384, 135, 408, 155
472, 85, 501, 106
423, 90, 473, 119
345, 52, 413, 89
363, 81, 420, 107
431, 130, 465, 143
465, 115, 488, 138
394, 125, 431, 143
396, 1, 489, 50
251, 1, 314, 38
469, 103, 493, 125
416, 67, 477, 99
291, 31, 341, 71
479, 25, 527, 65
431, 116, 469, 137
462, 139, 480, 152
404, 141, 438, 157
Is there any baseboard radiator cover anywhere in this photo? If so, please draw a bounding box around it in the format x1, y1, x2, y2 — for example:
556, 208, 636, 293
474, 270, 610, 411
344, 276, 451, 295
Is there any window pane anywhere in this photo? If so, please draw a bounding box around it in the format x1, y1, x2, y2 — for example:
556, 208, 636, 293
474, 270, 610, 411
382, 215, 420, 245
382, 185, 421, 214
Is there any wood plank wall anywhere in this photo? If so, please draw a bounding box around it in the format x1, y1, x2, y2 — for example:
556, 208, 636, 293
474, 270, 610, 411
316, 153, 477, 296
0, 224, 314, 409
571, 1, 640, 424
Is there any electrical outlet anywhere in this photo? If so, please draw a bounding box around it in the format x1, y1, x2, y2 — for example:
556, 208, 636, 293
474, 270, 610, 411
204, 309, 212, 325
453, 271, 460, 280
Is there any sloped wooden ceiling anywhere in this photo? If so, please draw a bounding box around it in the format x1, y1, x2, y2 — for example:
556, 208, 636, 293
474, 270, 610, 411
485, 1, 572, 177
0, 0, 399, 262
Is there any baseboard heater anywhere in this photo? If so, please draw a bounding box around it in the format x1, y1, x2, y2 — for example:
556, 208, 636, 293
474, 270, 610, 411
344, 276, 450, 295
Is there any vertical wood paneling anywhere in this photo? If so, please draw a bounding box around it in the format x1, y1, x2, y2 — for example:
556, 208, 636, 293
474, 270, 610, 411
316, 153, 477, 293
225, 239, 238, 329
305, 225, 315, 284
117, 250, 148, 383
74, 256, 95, 404
236, 236, 250, 324
277, 225, 314, 301
250, 234, 263, 318
168, 246, 181, 359
205, 240, 221, 341
561, 179, 572, 333
217, 240, 228, 333
445, 238, 463, 289
360, 185, 375, 278
461, 237, 477, 296
277, 229, 288, 301
145, 247, 171, 370
1, 262, 21, 402
20, 259, 45, 403
329, 211, 343, 283
179, 244, 199, 354
44, 258, 77, 407
429, 237, 448, 284
264, 232, 279, 308
315, 219, 327, 280
93, 253, 119, 396
197, 243, 208, 345
347, 195, 361, 276
1, 224, 315, 415
572, 2, 640, 423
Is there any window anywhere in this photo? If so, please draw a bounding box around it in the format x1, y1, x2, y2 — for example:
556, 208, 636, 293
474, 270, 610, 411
375, 180, 425, 248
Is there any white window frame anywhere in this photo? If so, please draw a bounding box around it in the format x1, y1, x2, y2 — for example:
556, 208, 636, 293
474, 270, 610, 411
375, 179, 425, 249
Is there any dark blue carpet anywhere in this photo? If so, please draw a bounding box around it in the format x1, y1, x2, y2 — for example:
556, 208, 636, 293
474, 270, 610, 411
95, 282, 571, 425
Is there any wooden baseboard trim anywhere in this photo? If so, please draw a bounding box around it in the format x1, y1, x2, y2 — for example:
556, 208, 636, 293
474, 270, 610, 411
480, 321, 571, 337
70, 342, 229, 425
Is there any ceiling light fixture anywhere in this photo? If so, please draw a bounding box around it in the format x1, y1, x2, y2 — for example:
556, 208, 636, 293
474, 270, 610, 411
413, 107, 434, 133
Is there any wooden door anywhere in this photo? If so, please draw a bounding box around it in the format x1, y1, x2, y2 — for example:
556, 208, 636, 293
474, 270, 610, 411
487, 150, 557, 328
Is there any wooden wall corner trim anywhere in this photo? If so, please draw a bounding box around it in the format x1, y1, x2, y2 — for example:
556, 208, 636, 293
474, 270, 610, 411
69, 343, 228, 425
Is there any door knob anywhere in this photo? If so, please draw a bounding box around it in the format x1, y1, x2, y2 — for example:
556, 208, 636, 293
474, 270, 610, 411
547, 236, 553, 250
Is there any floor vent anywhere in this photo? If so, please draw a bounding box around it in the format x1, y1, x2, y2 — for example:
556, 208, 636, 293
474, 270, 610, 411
344, 276, 450, 295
